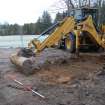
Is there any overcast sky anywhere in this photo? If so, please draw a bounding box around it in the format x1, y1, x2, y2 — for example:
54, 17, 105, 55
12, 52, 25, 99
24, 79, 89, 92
0, 0, 57, 25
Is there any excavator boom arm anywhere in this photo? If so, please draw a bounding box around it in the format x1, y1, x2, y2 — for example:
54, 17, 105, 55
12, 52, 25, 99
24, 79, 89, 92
29, 17, 75, 52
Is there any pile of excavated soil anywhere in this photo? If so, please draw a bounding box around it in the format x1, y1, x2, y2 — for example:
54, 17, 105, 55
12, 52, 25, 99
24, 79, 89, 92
12, 48, 72, 75
0, 48, 105, 105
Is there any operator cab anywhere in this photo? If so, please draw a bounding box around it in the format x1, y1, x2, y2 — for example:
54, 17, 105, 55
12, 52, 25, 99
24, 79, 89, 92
70, 7, 98, 26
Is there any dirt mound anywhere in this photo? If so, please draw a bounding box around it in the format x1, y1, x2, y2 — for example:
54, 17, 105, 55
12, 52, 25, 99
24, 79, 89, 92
18, 48, 72, 75
38, 69, 73, 85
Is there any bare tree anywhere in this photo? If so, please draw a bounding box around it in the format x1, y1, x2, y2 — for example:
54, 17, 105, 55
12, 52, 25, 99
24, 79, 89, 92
96, 0, 104, 25
63, 0, 74, 8
97, 0, 103, 6
62, 0, 74, 16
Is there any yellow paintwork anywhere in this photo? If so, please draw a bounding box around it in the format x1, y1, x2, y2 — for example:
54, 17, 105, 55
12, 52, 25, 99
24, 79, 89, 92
76, 15, 105, 48
28, 16, 75, 53
73, 30, 80, 49
65, 37, 71, 50
101, 25, 105, 33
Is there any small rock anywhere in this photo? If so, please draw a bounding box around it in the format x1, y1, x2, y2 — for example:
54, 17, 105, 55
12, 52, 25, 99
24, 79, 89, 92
57, 76, 71, 84
96, 69, 105, 76
69, 84, 79, 88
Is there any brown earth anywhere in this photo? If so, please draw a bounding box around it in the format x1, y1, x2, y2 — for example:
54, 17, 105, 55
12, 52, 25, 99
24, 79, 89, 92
0, 48, 105, 105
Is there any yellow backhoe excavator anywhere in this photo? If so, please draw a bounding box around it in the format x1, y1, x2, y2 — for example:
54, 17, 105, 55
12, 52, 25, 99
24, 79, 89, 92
10, 7, 105, 73
71, 7, 105, 54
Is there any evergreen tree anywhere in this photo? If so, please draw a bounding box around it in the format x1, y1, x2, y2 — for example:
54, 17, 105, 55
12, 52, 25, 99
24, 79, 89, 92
34, 17, 43, 34
54, 12, 67, 23
35, 11, 52, 34
54, 12, 63, 23
41, 11, 52, 29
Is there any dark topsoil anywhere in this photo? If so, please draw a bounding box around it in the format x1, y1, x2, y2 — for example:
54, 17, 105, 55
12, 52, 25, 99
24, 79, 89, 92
0, 48, 105, 105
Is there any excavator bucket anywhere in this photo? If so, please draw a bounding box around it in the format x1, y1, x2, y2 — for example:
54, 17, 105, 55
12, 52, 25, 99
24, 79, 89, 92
10, 48, 36, 75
